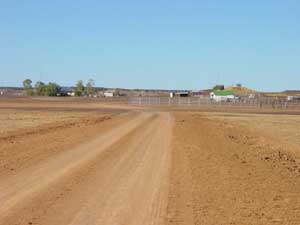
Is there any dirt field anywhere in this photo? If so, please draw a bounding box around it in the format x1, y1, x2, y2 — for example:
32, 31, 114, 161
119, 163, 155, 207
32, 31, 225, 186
1, 97, 300, 224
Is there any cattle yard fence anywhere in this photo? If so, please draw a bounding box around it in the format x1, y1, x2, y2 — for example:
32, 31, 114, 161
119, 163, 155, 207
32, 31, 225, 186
128, 96, 300, 110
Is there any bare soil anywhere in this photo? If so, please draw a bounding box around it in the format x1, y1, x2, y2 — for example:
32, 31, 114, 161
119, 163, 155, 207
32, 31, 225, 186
0, 97, 300, 224
167, 112, 300, 225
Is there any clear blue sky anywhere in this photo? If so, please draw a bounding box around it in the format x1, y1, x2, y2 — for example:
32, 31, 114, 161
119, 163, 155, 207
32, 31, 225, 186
0, 0, 299, 91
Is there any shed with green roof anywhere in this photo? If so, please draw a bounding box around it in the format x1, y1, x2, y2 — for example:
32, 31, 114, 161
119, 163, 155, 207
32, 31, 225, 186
210, 90, 236, 102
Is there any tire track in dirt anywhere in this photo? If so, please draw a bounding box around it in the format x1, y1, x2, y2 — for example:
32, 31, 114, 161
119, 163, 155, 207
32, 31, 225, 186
0, 112, 173, 225
0, 112, 138, 177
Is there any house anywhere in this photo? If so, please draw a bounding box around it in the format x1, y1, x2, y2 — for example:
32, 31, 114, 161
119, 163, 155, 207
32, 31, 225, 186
210, 90, 235, 102
57, 87, 75, 96
104, 92, 115, 97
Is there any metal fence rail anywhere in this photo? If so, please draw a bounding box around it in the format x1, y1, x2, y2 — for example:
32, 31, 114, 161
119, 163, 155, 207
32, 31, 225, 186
128, 97, 300, 110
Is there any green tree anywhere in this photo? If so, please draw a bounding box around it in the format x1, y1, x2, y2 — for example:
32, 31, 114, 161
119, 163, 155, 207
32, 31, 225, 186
34, 81, 46, 96
86, 79, 95, 96
22, 79, 33, 96
75, 80, 85, 96
45, 82, 60, 96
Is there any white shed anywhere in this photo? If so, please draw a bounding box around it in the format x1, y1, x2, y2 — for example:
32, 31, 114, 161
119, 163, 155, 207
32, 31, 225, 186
210, 90, 235, 102
104, 92, 114, 97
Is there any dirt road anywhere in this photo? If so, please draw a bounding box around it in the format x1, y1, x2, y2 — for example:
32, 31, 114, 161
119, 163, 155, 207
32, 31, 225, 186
1, 103, 300, 225
0, 112, 172, 225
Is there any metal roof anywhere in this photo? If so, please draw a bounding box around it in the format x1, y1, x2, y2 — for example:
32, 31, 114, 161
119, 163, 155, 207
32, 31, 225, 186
213, 90, 235, 96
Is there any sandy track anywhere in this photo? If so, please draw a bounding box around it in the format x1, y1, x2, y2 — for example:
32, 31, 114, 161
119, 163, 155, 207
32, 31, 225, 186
0, 112, 173, 225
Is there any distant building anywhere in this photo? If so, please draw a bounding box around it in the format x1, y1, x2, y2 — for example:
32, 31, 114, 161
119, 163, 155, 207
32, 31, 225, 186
248, 93, 256, 99
176, 91, 189, 97
199, 89, 213, 97
191, 90, 202, 96
213, 85, 225, 91
210, 90, 235, 102
104, 92, 115, 97
287, 96, 300, 101
57, 87, 75, 96
0, 88, 23, 96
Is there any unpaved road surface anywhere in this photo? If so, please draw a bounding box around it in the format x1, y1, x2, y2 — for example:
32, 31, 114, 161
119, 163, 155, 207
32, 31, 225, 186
0, 111, 172, 225
1, 102, 300, 225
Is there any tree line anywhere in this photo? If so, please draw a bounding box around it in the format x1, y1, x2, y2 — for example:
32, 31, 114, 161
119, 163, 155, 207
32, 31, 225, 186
22, 79, 96, 96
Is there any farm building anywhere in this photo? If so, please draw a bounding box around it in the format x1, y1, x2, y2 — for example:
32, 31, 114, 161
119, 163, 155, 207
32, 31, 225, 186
57, 87, 75, 96
210, 90, 235, 102
213, 85, 225, 91
176, 91, 190, 97
104, 92, 115, 97
192, 90, 212, 98
287, 96, 300, 101
192, 90, 202, 96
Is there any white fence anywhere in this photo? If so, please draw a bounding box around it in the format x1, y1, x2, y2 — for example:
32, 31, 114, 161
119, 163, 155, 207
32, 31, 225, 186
128, 96, 300, 110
